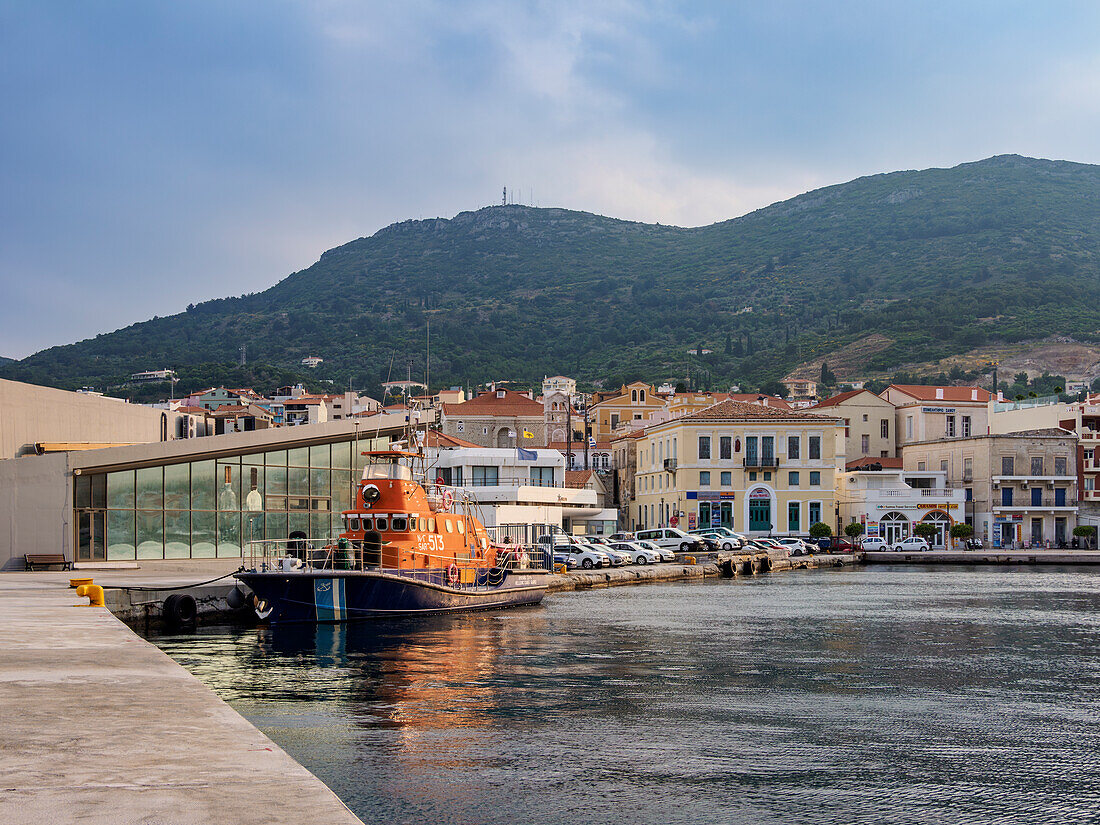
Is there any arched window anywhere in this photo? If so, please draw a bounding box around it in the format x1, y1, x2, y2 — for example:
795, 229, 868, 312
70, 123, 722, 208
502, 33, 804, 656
640, 389, 646, 402
631, 390, 638, 402
880, 511, 909, 544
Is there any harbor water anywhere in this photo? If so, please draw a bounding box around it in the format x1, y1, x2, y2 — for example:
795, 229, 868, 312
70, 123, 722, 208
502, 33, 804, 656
151, 565, 1100, 824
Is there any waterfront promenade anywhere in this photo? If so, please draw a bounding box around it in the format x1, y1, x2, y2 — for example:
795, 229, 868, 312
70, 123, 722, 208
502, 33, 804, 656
0, 574, 364, 825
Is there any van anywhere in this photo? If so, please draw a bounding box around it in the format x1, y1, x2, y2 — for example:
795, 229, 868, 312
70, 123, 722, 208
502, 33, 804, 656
635, 527, 704, 553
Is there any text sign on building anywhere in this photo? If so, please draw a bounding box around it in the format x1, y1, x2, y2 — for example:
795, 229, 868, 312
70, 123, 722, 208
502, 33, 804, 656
921, 407, 957, 414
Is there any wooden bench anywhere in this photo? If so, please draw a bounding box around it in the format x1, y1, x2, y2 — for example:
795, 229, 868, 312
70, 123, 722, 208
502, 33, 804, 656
24, 554, 73, 571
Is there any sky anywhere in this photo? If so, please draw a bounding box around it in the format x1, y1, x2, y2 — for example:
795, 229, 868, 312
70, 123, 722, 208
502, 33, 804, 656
3, 1, 1100, 359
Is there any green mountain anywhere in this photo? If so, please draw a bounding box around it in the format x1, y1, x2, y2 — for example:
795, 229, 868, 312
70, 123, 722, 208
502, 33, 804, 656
4, 154, 1099, 398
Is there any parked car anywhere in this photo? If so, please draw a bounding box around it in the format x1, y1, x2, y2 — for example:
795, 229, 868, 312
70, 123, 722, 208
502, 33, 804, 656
552, 543, 605, 570
775, 537, 810, 556
609, 541, 661, 565
860, 536, 889, 551
634, 539, 675, 562
689, 527, 743, 545
892, 536, 930, 552
608, 532, 635, 542
579, 541, 628, 567
697, 531, 740, 551
753, 538, 787, 552
635, 527, 705, 553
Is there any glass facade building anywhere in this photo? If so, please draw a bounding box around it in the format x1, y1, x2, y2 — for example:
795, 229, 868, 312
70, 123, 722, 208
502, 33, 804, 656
73, 436, 388, 562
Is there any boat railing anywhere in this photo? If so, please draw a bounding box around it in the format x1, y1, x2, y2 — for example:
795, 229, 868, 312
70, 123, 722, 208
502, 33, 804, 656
244, 538, 552, 591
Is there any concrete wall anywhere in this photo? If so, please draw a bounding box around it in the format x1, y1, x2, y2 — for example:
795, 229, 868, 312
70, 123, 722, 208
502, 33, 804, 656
0, 452, 71, 570
0, 378, 185, 459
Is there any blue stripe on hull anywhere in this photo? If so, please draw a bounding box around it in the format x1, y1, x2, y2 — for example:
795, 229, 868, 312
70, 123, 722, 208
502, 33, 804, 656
239, 570, 549, 624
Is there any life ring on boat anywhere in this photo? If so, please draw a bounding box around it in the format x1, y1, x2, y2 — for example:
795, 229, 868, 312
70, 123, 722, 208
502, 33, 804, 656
441, 489, 454, 511
447, 563, 459, 585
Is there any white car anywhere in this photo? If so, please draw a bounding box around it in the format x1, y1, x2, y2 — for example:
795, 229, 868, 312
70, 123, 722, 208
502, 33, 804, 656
578, 542, 628, 567
860, 536, 889, 551
608, 541, 661, 565
634, 539, 675, 562
775, 537, 811, 555
635, 527, 705, 553
697, 531, 740, 551
552, 543, 605, 570
892, 536, 930, 552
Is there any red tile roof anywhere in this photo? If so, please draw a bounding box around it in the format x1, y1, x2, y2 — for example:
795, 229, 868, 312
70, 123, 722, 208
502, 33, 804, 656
886, 385, 993, 403
812, 389, 886, 408
548, 440, 612, 451
425, 430, 482, 449
442, 390, 544, 417
565, 470, 595, 486
726, 393, 793, 410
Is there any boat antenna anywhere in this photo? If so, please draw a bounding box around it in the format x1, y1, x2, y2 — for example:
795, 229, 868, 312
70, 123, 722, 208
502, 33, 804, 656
371, 348, 398, 445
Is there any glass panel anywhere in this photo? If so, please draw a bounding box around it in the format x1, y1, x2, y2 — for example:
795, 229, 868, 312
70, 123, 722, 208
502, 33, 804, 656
216, 462, 241, 511
288, 513, 310, 537
310, 465, 330, 499
331, 470, 353, 514
242, 452, 265, 468
91, 475, 106, 509
164, 510, 190, 558
265, 450, 287, 467
136, 510, 164, 559
331, 441, 352, 470
136, 466, 163, 510
217, 510, 241, 557
310, 443, 330, 468
244, 509, 265, 544
266, 463, 287, 495
164, 463, 189, 510
288, 447, 309, 467
92, 511, 106, 560
77, 511, 91, 560
107, 471, 135, 509
75, 476, 91, 509
191, 510, 216, 558
244, 465, 264, 518
310, 513, 330, 540
107, 510, 135, 560
265, 512, 287, 542
191, 460, 215, 511
289, 465, 310, 497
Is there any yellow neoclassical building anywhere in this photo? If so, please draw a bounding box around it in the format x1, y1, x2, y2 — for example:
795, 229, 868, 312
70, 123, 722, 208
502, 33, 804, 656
632, 399, 844, 535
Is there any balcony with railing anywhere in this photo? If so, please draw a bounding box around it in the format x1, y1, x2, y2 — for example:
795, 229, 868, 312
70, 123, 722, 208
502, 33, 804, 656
993, 497, 1077, 512
743, 456, 779, 468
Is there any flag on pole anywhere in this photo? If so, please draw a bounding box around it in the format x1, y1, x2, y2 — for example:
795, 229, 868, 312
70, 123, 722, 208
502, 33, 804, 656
588, 436, 596, 448
522, 430, 534, 439
516, 447, 537, 461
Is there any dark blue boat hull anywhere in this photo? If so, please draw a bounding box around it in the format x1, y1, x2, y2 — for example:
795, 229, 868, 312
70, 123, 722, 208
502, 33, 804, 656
236, 568, 551, 623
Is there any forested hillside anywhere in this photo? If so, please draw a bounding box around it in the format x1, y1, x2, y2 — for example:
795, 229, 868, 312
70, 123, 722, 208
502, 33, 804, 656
4, 155, 1099, 398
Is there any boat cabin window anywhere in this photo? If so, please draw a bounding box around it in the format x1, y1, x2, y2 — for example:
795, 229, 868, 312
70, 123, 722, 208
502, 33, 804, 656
361, 517, 373, 531
428, 518, 436, 532
456, 520, 466, 535
392, 515, 408, 531
375, 516, 389, 531
444, 520, 454, 533
364, 462, 413, 482
419, 518, 427, 531
349, 517, 360, 531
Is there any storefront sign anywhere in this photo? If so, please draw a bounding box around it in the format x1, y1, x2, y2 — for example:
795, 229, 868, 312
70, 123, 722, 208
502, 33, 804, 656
749, 488, 770, 500
921, 407, 957, 414
688, 514, 696, 529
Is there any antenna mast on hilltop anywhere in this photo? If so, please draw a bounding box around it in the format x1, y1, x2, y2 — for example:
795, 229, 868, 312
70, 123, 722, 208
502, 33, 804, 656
502, 187, 507, 206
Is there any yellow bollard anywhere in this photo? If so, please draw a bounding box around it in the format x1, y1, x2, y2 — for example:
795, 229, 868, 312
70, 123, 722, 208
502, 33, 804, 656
553, 563, 568, 574
69, 577, 94, 589
76, 584, 105, 607
685, 556, 696, 565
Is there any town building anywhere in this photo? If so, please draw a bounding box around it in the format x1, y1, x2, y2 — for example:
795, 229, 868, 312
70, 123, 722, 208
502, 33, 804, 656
836, 462, 966, 547
0, 413, 405, 570
425, 436, 616, 534
542, 376, 577, 444
812, 389, 897, 461
782, 378, 818, 404
901, 429, 1078, 548
882, 385, 993, 451
440, 389, 546, 448
988, 394, 1100, 525
1, 377, 199, 460
632, 399, 843, 536
589, 382, 666, 441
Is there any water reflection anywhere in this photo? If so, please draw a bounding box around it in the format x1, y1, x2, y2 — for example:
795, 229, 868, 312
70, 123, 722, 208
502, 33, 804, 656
153, 567, 1100, 825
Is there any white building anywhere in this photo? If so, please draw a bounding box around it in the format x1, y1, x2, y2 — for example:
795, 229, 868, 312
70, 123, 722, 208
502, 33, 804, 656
836, 463, 966, 547
426, 435, 617, 533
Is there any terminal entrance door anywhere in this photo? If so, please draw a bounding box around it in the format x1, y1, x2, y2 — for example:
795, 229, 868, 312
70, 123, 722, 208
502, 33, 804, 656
748, 490, 771, 532
74, 474, 107, 562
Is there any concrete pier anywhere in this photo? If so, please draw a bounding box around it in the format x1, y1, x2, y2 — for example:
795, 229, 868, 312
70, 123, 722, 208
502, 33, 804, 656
864, 549, 1100, 565
550, 552, 860, 591
0, 574, 363, 825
